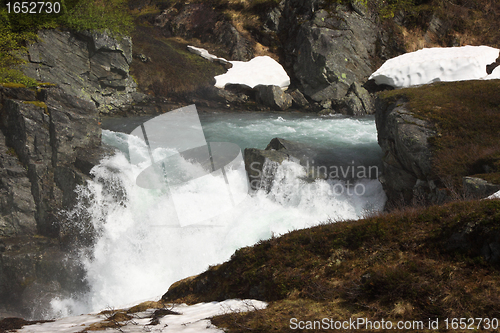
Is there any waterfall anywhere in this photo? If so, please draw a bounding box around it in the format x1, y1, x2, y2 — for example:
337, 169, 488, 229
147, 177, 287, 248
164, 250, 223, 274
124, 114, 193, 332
50, 110, 387, 317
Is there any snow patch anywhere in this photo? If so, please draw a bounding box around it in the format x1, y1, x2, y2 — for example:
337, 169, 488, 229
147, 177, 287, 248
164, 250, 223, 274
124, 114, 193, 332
487, 190, 500, 199
188, 46, 290, 89
187, 46, 230, 65
215, 56, 290, 89
369, 46, 500, 88
14, 299, 267, 333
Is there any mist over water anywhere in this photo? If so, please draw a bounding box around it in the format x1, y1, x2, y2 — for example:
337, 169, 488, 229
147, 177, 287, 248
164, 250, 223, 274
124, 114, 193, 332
51, 112, 386, 318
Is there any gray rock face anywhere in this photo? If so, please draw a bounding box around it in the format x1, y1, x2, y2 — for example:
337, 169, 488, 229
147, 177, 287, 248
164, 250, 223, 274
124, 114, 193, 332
288, 89, 309, 108
22, 29, 138, 114
254, 85, 293, 111
463, 177, 500, 199
334, 82, 375, 116
281, 2, 378, 102
0, 130, 36, 237
375, 98, 445, 207
155, 3, 253, 61
0, 86, 111, 319
0, 236, 86, 319
1, 86, 103, 236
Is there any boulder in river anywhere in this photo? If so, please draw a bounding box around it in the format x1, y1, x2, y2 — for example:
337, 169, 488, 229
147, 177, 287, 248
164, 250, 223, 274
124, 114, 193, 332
254, 85, 293, 111
244, 138, 330, 191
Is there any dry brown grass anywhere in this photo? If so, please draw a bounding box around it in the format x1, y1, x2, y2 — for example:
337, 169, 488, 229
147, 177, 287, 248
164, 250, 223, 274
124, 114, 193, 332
162, 199, 500, 332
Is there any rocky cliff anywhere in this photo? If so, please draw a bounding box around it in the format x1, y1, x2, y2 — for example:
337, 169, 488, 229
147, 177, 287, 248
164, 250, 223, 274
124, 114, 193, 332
0, 27, 163, 319
0, 84, 112, 318
135, 0, 381, 114
281, 0, 378, 104
375, 80, 500, 208
22, 29, 143, 115
375, 97, 443, 206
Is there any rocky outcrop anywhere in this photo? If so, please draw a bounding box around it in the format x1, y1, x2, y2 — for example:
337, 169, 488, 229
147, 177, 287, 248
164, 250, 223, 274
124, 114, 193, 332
0, 85, 111, 318
254, 85, 293, 111
280, 1, 379, 103
155, 3, 253, 61
244, 138, 330, 191
2, 86, 102, 236
147, 0, 382, 114
463, 177, 500, 199
375, 97, 446, 207
334, 82, 375, 116
0, 130, 37, 237
22, 29, 140, 115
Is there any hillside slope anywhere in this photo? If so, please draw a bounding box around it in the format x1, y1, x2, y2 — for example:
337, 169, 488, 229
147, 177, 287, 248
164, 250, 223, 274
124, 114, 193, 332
163, 199, 500, 332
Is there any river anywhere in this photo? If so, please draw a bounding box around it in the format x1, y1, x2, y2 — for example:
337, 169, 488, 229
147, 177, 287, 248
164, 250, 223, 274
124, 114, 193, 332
49, 109, 387, 317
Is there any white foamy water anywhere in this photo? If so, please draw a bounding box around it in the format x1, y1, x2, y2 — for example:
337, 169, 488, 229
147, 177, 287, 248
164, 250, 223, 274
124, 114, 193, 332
50, 112, 386, 318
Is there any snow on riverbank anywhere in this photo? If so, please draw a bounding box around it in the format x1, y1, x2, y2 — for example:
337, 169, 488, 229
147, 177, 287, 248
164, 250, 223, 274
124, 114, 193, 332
14, 299, 267, 332
187, 46, 290, 89
369, 45, 500, 88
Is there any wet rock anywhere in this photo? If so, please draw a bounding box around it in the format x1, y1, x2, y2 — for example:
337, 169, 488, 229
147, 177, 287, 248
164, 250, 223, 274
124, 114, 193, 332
244, 148, 290, 191
318, 108, 335, 116
288, 89, 309, 109
244, 138, 330, 191
0, 236, 87, 319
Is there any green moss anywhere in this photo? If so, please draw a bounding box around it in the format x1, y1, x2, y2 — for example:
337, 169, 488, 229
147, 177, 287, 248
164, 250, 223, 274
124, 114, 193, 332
1, 82, 26, 88
0, 69, 39, 88
23, 101, 49, 115
37, 82, 57, 87
6, 146, 17, 158
0, 0, 132, 89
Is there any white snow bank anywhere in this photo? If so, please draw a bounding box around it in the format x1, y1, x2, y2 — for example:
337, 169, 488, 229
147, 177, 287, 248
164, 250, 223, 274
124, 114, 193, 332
188, 46, 290, 89
369, 46, 500, 88
487, 190, 500, 199
215, 56, 290, 89
14, 299, 267, 333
